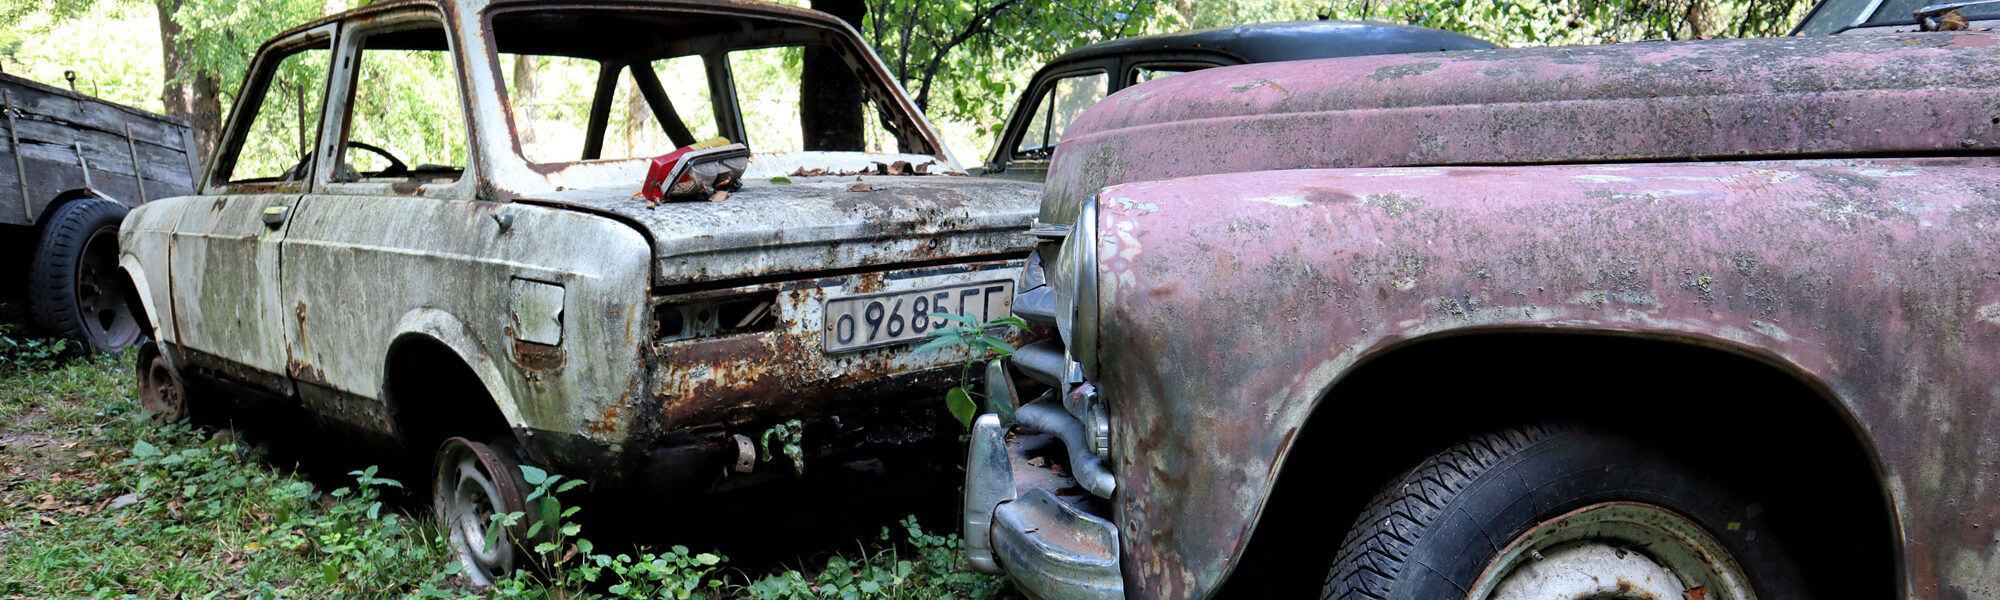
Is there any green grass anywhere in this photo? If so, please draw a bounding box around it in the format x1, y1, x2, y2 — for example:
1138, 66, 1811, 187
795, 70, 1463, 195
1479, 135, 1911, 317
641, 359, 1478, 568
0, 350, 1015, 599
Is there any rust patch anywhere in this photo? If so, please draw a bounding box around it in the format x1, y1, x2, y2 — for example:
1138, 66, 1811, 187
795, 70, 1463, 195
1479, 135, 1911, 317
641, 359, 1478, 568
287, 358, 327, 385
585, 398, 626, 436
512, 339, 566, 372
846, 271, 888, 294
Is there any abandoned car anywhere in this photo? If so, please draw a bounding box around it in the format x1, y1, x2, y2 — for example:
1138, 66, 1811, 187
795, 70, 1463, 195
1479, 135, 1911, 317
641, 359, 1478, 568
980, 20, 1492, 182
116, 0, 1040, 583
967, 19, 2000, 600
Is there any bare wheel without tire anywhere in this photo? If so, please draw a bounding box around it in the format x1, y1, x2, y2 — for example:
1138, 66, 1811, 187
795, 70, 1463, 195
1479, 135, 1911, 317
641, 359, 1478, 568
28, 198, 142, 352
134, 343, 188, 421
433, 436, 536, 585
1322, 424, 1806, 600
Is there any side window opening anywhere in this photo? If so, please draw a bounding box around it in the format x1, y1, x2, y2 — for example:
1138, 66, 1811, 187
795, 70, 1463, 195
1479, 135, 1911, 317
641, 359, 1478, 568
336, 22, 467, 183
220, 40, 331, 184
1013, 71, 1106, 160
1133, 66, 1193, 85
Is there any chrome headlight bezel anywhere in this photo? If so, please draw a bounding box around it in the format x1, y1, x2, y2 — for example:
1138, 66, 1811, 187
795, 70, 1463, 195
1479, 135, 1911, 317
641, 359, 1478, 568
1051, 195, 1100, 381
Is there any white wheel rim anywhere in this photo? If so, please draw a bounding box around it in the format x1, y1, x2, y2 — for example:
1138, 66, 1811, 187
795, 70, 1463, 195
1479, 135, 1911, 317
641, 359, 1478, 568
437, 443, 517, 585
1467, 502, 1755, 600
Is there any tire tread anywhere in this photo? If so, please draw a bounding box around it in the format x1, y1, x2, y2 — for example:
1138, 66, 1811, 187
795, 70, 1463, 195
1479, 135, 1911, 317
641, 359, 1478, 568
1321, 424, 1567, 600
25, 197, 129, 349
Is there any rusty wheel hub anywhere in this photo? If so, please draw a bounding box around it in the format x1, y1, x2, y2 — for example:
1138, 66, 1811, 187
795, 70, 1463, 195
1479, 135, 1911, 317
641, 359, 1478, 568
134, 344, 187, 421
433, 437, 529, 586
1467, 502, 1755, 600
76, 225, 141, 351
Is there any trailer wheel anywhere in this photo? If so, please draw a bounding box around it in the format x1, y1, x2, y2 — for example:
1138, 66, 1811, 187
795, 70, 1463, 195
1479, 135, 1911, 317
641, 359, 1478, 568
27, 197, 141, 352
1322, 424, 1807, 600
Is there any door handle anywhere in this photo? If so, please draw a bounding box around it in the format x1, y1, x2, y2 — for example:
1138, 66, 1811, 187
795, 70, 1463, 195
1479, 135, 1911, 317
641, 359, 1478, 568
261, 205, 287, 229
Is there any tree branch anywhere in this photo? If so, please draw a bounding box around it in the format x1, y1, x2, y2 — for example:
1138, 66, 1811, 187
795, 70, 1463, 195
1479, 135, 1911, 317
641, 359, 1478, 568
912, 0, 1021, 111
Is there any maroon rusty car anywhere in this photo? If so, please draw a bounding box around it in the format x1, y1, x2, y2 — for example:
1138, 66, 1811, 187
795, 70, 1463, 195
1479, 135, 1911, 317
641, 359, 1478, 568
962, 22, 2000, 600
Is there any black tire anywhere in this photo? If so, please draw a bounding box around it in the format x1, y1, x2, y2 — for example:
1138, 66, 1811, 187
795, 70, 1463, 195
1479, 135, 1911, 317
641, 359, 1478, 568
1322, 424, 1806, 600
27, 197, 142, 352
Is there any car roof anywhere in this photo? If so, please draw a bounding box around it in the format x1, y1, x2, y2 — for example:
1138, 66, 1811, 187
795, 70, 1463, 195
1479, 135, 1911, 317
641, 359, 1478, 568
262, 0, 847, 50
1040, 19, 1496, 70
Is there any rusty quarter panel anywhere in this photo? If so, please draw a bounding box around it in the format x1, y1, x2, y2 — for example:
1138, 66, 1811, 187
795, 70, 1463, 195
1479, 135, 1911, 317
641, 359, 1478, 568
1045, 32, 2000, 225
1092, 161, 2000, 599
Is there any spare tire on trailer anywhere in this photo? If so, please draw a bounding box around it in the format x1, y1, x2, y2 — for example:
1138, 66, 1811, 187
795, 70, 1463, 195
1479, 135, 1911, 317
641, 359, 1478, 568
27, 197, 143, 353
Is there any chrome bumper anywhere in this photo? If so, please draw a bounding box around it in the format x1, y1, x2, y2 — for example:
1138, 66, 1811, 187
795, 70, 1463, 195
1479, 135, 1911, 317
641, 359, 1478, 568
963, 363, 1124, 600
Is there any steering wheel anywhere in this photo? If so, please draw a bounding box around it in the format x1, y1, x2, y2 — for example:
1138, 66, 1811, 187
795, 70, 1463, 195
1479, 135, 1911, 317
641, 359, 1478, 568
343, 141, 409, 177
279, 141, 409, 181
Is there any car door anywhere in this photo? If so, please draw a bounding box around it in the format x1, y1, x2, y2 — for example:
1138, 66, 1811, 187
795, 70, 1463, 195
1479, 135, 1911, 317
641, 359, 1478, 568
169, 24, 335, 392
276, 8, 482, 412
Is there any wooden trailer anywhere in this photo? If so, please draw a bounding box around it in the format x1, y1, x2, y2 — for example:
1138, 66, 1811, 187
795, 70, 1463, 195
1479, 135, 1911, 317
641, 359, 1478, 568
0, 71, 199, 352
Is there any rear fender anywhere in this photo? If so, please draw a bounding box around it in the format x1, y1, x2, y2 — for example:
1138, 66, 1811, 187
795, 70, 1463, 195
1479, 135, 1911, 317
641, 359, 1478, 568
388, 307, 521, 429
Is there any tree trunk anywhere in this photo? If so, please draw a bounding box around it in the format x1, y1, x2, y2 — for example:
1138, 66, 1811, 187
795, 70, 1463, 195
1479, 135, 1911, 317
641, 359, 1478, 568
803, 0, 865, 151
155, 0, 222, 171
512, 55, 540, 148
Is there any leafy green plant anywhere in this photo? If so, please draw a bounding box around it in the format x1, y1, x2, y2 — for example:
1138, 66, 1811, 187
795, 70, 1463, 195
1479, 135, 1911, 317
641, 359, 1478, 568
760, 419, 805, 474
737, 515, 1015, 600
0, 323, 72, 372
2, 356, 1013, 599
917, 313, 1027, 428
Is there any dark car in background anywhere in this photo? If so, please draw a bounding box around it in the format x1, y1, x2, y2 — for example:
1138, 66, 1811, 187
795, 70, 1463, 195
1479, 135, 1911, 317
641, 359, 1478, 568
1793, 0, 2000, 34
978, 20, 1494, 182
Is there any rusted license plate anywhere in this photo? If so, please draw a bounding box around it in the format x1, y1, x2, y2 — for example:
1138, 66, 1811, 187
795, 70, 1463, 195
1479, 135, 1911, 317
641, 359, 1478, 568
823, 280, 1014, 352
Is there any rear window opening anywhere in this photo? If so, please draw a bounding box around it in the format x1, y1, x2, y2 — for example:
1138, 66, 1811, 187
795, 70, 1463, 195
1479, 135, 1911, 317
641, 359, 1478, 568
487, 8, 931, 166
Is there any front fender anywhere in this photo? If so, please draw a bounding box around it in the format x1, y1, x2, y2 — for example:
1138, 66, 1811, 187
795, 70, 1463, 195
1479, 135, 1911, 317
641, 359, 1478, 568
118, 196, 191, 351
1092, 160, 2000, 599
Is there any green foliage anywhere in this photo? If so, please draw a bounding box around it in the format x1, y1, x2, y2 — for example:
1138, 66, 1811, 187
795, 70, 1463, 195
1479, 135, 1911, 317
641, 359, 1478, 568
1, 357, 1011, 598
737, 516, 1015, 600
0, 0, 164, 111
0, 324, 74, 373
0, 355, 450, 598
918, 312, 1027, 428
862, 0, 1164, 149
760, 419, 806, 474
166, 0, 338, 101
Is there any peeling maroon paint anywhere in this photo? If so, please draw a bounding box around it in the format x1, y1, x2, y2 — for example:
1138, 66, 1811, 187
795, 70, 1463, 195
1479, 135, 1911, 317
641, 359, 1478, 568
1043, 32, 2000, 225
1089, 160, 2000, 599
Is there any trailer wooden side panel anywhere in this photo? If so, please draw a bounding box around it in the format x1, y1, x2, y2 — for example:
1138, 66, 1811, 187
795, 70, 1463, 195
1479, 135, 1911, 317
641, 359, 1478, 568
0, 72, 198, 227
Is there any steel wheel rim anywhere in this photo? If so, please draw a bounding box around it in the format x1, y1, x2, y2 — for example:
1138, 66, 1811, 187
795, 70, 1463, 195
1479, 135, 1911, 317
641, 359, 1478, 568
1466, 502, 1756, 600
434, 439, 521, 585
135, 345, 186, 421
75, 225, 140, 350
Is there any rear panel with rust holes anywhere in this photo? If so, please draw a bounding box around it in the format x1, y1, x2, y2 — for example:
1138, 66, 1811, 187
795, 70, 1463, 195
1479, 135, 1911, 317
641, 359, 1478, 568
640, 259, 1031, 457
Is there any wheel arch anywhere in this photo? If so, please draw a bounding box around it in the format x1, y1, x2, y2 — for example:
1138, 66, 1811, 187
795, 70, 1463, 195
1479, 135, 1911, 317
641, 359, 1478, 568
1212, 328, 1899, 599
32, 188, 117, 229
115, 257, 160, 343
382, 307, 520, 453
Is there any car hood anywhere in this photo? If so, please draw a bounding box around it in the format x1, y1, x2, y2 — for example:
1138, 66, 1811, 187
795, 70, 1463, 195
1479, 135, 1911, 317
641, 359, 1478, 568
1043, 31, 2000, 224
527, 175, 1042, 287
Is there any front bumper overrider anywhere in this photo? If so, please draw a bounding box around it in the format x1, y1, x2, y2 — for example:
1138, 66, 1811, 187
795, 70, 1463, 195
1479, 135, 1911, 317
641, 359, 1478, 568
963, 356, 1124, 600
